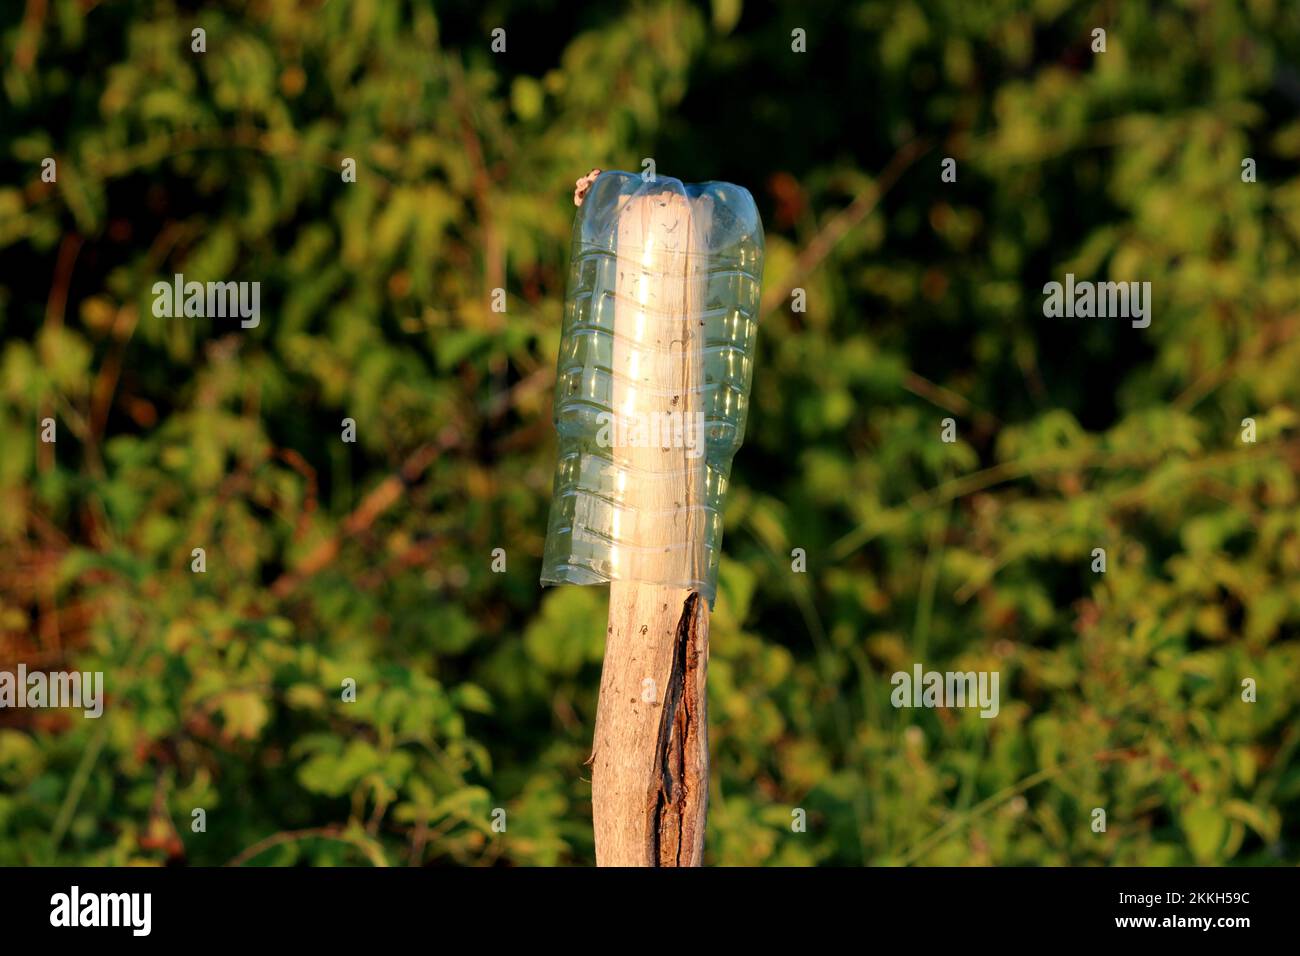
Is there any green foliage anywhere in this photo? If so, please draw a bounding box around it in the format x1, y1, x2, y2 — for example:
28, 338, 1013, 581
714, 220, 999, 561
1, 0, 1298, 866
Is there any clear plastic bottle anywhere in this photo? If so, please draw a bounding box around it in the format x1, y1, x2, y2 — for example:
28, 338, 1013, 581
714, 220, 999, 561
541, 171, 764, 606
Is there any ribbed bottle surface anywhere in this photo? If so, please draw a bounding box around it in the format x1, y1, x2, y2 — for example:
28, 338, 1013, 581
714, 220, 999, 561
541, 171, 764, 605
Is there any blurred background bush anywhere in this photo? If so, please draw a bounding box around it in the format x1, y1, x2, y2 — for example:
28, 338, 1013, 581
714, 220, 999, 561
1, 0, 1298, 866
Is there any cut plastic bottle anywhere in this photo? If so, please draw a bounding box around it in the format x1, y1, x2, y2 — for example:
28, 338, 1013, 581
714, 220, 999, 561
541, 171, 765, 606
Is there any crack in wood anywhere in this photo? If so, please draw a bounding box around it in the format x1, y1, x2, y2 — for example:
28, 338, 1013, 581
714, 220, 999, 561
649, 591, 707, 866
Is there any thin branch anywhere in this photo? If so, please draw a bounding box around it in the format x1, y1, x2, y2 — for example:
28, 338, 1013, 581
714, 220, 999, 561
226, 825, 389, 868
759, 138, 932, 322
897, 746, 1160, 865
269, 429, 459, 598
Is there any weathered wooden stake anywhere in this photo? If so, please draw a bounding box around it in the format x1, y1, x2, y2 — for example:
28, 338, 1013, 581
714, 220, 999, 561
590, 191, 713, 866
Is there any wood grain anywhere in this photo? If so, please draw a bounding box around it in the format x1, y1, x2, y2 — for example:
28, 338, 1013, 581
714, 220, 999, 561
590, 191, 713, 866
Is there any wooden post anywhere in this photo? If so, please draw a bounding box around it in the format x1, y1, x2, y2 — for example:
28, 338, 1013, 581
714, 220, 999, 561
590, 191, 713, 866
